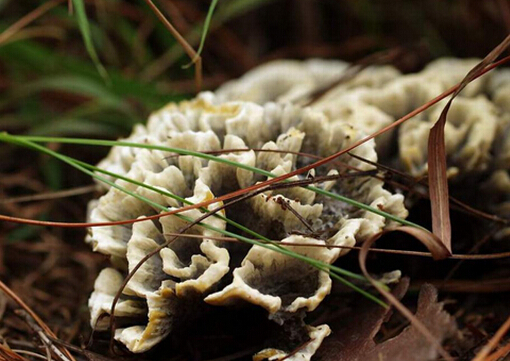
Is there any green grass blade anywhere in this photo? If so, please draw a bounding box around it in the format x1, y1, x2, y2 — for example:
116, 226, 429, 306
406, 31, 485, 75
329, 271, 388, 308
13, 135, 422, 230
69, 158, 277, 245
68, 156, 380, 285
197, 0, 220, 57
183, 0, 220, 69
71, 0, 108, 81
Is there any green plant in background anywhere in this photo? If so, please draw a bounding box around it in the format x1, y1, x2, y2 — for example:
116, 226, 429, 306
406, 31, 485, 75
0, 0, 278, 206
0, 0, 278, 140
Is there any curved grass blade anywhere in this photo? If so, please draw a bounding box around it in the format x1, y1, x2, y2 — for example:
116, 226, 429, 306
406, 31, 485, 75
183, 0, 220, 69
71, 0, 108, 81
359, 227, 454, 361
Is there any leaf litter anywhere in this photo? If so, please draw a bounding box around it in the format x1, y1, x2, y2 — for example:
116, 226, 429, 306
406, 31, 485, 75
316, 280, 456, 361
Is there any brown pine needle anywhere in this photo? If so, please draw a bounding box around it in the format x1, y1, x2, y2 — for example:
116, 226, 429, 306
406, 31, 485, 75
0, 280, 75, 361
473, 314, 510, 361
142, 0, 202, 91
0, 185, 96, 204
0, 0, 66, 46
161, 232, 510, 260
359, 228, 454, 361
484, 342, 510, 361
0, 344, 29, 361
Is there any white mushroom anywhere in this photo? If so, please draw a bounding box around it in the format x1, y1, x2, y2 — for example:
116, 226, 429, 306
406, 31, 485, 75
87, 92, 407, 358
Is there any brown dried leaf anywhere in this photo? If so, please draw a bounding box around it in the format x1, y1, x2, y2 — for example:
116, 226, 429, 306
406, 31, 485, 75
316, 278, 410, 361
365, 284, 456, 361
427, 34, 510, 253
359, 227, 453, 361
358, 227, 453, 360
317, 282, 456, 361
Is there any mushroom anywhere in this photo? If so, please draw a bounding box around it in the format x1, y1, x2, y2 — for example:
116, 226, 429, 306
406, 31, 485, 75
86, 92, 407, 359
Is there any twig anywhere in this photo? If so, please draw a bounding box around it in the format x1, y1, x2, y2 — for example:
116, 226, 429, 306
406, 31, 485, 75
273, 196, 315, 232
0, 280, 75, 361
15, 310, 70, 361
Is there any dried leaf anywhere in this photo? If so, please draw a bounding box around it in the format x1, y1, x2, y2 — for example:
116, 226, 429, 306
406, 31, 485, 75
316, 278, 410, 361
427, 34, 510, 253
316, 282, 456, 361
366, 284, 456, 361
358, 227, 453, 360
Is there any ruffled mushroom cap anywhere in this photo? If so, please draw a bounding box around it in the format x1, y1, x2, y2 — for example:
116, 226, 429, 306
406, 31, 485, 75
204, 236, 335, 314
87, 93, 407, 358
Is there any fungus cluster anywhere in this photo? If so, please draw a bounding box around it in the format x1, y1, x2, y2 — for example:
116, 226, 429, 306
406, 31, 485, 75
86, 90, 407, 359
216, 58, 510, 237
88, 57, 510, 359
